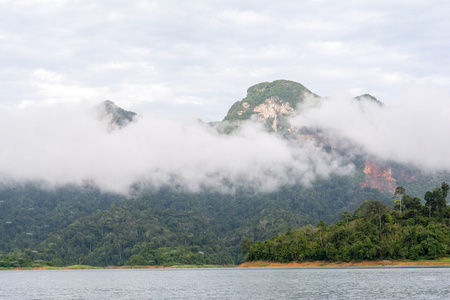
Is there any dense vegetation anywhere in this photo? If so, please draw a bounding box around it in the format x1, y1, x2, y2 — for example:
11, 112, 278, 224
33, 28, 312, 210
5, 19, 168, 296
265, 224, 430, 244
0, 183, 126, 252
243, 183, 450, 262
0, 174, 392, 267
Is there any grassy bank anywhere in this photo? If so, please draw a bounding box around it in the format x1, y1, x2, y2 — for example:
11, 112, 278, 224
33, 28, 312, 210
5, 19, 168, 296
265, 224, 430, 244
0, 265, 102, 271
0, 264, 235, 271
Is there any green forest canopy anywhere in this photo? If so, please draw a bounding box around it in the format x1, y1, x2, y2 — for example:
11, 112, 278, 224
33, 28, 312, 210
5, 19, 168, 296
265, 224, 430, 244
243, 183, 450, 263
1, 181, 448, 268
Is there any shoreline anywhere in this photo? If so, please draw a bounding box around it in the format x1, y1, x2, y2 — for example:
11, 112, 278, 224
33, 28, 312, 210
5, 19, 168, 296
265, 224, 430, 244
0, 264, 233, 271
237, 260, 450, 268
2, 260, 450, 271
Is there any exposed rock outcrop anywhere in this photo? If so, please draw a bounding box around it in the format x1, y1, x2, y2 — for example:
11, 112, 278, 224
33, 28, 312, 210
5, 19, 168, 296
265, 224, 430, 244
253, 96, 296, 132
222, 80, 318, 132
362, 160, 396, 193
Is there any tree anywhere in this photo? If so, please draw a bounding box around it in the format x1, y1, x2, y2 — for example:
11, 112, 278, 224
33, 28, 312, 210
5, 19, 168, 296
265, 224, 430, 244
424, 191, 435, 218
341, 211, 352, 223
401, 195, 422, 219
240, 237, 253, 257
425, 184, 448, 219
317, 220, 326, 230
394, 186, 406, 214
441, 182, 449, 200
354, 200, 388, 231
317, 220, 326, 247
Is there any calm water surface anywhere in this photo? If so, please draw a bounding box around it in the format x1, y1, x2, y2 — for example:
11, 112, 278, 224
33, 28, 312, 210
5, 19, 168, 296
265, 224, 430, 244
0, 267, 449, 299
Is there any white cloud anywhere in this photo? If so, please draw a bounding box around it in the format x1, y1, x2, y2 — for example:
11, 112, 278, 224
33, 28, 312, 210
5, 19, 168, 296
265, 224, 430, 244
32, 69, 65, 82
29, 82, 107, 106
291, 85, 450, 172
0, 103, 353, 194
217, 10, 270, 26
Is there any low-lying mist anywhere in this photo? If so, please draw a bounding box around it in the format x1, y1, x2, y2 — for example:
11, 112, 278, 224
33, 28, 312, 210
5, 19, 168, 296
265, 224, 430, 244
291, 86, 450, 173
0, 103, 353, 194
3, 85, 446, 194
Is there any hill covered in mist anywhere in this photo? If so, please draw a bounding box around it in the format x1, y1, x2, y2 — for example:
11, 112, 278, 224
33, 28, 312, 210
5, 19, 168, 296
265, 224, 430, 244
96, 100, 138, 131
217, 79, 449, 196
1, 79, 449, 267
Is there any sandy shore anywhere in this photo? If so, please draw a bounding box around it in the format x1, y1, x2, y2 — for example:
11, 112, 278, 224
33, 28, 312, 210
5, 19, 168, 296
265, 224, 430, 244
237, 260, 450, 268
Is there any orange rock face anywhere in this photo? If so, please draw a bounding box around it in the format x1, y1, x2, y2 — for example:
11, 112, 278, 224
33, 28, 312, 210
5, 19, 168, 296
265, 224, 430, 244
362, 160, 396, 193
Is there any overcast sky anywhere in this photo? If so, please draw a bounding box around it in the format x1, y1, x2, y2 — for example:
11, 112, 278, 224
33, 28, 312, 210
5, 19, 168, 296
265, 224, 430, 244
1, 0, 450, 120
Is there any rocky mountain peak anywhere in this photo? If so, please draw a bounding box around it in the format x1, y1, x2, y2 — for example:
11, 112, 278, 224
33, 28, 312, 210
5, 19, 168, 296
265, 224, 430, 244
97, 100, 137, 131
223, 79, 318, 132
354, 94, 384, 106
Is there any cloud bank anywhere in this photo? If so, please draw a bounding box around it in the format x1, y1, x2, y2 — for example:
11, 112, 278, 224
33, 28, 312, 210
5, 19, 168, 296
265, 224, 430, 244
0, 103, 353, 193
291, 86, 450, 172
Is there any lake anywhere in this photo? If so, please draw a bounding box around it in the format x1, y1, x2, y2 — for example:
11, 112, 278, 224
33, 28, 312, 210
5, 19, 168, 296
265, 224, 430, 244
1, 267, 449, 299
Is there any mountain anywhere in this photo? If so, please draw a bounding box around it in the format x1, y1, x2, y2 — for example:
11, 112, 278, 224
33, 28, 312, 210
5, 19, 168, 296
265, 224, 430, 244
1, 81, 449, 267
354, 93, 384, 106
219, 79, 449, 196
220, 80, 382, 137
97, 100, 137, 131
222, 80, 319, 133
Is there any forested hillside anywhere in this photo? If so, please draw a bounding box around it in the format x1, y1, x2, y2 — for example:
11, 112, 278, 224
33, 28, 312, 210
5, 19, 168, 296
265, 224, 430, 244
244, 183, 450, 262
0, 175, 391, 267
0, 183, 126, 252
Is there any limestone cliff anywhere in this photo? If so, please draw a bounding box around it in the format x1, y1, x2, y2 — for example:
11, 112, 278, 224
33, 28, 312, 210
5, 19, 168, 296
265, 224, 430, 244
252, 96, 296, 132
221, 80, 381, 135
223, 80, 318, 132
362, 160, 396, 193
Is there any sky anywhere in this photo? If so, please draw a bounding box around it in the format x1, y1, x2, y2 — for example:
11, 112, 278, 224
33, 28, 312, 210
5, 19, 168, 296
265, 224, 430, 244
1, 0, 449, 193
1, 0, 450, 120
